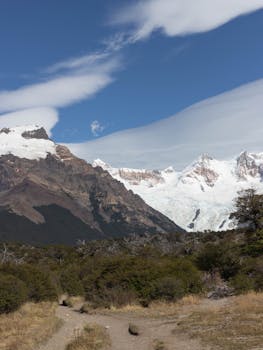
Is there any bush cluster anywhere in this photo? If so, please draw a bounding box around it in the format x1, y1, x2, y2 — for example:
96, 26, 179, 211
81, 255, 202, 307
0, 251, 203, 313
0, 274, 28, 313
0, 263, 58, 314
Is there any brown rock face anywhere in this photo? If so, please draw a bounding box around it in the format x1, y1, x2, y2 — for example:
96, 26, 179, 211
0, 141, 182, 245
118, 169, 164, 186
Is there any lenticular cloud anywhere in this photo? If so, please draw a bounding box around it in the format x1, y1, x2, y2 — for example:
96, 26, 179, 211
115, 0, 263, 39
67, 79, 263, 170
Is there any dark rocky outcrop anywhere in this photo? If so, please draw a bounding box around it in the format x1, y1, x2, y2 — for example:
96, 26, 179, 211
21, 127, 49, 140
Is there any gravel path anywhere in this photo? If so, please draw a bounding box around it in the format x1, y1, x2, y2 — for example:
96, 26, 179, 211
37, 304, 205, 350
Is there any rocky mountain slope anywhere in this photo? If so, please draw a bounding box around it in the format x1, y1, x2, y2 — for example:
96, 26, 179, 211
93, 152, 263, 232
0, 126, 182, 245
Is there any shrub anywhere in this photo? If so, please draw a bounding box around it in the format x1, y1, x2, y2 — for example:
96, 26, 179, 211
230, 273, 255, 294
165, 258, 203, 294
150, 277, 185, 301
196, 243, 240, 279
239, 257, 263, 291
0, 264, 58, 302
82, 256, 203, 306
243, 229, 263, 257
0, 273, 28, 313
60, 265, 84, 296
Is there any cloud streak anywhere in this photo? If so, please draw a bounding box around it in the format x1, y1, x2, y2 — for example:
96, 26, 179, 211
114, 0, 263, 40
45, 52, 110, 74
0, 56, 120, 114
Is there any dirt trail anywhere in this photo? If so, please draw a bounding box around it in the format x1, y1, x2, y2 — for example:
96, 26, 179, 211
37, 304, 205, 350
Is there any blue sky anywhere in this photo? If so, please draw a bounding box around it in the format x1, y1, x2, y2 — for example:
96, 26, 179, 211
0, 0, 263, 165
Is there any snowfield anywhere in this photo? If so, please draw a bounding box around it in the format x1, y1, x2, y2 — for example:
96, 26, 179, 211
93, 153, 263, 232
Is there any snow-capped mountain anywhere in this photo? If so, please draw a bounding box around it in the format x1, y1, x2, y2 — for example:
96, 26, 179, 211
0, 125, 180, 245
93, 152, 263, 232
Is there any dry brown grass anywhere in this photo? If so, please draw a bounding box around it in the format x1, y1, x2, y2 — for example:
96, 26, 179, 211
66, 324, 111, 350
176, 292, 263, 350
108, 295, 202, 318
0, 302, 62, 350
177, 295, 202, 307
67, 296, 85, 306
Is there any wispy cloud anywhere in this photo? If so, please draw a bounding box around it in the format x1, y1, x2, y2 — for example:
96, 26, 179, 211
0, 31, 126, 134
113, 0, 263, 40
102, 32, 137, 52
0, 55, 120, 114
45, 52, 110, 74
90, 120, 105, 137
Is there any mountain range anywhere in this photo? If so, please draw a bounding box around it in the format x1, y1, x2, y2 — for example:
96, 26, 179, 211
93, 151, 263, 232
0, 124, 261, 243
0, 125, 181, 245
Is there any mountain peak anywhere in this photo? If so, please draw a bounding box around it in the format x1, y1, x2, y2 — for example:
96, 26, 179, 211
180, 153, 219, 188
236, 151, 263, 179
93, 158, 111, 170
196, 153, 214, 164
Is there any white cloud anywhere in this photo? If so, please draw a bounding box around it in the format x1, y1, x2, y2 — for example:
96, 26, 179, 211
0, 53, 121, 133
66, 79, 263, 170
0, 57, 120, 113
0, 108, 59, 136
45, 52, 110, 74
114, 0, 263, 40
102, 32, 137, 52
90, 120, 105, 137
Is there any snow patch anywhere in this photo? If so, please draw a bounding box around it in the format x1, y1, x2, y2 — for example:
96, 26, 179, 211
0, 125, 57, 160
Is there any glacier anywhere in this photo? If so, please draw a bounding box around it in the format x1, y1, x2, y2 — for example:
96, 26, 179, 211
93, 152, 263, 232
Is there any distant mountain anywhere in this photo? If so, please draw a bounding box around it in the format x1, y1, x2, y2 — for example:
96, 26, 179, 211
93, 152, 263, 232
0, 126, 182, 245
